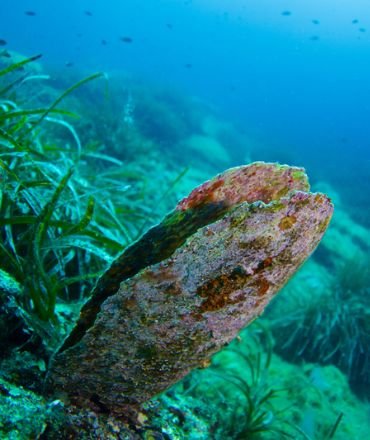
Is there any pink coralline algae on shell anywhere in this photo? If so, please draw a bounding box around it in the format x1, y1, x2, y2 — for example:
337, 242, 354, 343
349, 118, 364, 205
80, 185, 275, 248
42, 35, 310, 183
46, 162, 333, 417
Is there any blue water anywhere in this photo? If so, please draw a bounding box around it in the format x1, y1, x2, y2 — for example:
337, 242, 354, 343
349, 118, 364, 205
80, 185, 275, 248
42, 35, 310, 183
1, 0, 369, 217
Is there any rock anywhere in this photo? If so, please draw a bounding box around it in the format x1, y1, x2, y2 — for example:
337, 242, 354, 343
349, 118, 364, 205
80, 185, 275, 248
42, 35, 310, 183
46, 162, 333, 417
180, 134, 231, 165
0, 377, 49, 439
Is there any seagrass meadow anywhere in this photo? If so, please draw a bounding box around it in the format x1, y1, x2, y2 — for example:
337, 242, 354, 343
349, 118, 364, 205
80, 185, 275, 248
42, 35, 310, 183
0, 19, 370, 440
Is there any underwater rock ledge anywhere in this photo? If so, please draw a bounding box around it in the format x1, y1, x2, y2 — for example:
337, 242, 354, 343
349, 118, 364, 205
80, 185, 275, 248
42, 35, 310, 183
46, 162, 333, 418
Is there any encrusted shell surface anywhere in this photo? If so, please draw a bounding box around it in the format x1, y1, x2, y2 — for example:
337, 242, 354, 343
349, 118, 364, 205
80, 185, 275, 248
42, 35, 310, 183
47, 162, 333, 415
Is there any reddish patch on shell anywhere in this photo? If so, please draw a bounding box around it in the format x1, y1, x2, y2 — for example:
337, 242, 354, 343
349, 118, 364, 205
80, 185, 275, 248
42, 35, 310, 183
196, 266, 249, 313
177, 163, 309, 213
195, 255, 275, 316
256, 256, 273, 271
257, 277, 270, 296
178, 178, 225, 211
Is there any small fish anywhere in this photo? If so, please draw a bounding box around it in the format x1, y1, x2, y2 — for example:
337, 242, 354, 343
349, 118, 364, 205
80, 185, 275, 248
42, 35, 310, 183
101, 39, 108, 45
166, 23, 173, 30
0, 39, 7, 46
0, 50, 11, 58
312, 19, 320, 25
352, 19, 359, 24
310, 35, 320, 41
184, 63, 192, 69
359, 27, 366, 32
84, 10, 93, 17
281, 11, 292, 16
65, 61, 74, 67
120, 36, 133, 43
25, 11, 36, 16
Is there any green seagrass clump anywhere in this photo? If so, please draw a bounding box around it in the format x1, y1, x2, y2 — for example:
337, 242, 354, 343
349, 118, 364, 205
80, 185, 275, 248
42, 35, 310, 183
0, 56, 158, 351
270, 254, 370, 396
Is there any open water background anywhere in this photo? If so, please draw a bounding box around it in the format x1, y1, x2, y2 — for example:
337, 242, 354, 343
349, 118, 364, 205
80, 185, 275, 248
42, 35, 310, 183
1, 0, 370, 221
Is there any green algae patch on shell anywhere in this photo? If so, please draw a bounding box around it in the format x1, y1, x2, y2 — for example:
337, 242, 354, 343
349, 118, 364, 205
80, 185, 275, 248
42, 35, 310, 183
46, 162, 332, 415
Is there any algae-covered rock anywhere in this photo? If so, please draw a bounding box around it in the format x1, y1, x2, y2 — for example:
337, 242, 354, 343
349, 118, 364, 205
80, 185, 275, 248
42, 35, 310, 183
180, 134, 231, 165
0, 378, 49, 439
46, 162, 333, 416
